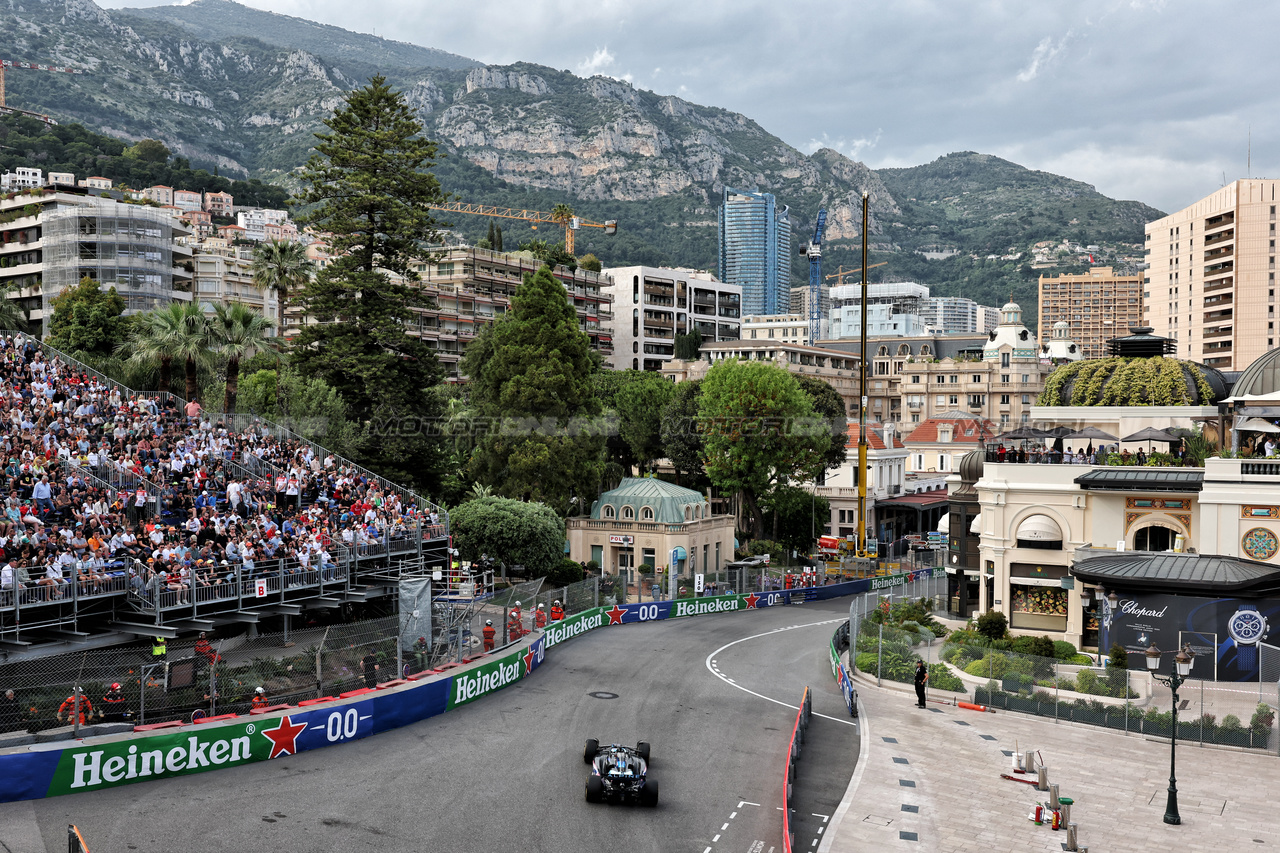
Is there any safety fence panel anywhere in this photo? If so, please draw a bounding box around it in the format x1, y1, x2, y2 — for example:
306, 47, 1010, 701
781, 686, 812, 853
850, 620, 1279, 752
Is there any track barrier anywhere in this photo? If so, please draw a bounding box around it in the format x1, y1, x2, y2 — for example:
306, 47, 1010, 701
0, 575, 898, 803
782, 686, 812, 853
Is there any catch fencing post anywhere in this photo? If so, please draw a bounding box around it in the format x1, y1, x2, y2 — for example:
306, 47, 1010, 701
877, 623, 883, 687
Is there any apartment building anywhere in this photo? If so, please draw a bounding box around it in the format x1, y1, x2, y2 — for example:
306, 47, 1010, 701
173, 190, 203, 212
78, 177, 112, 190
1038, 266, 1143, 359
602, 266, 740, 372
920, 295, 1001, 334
236, 208, 290, 242
0, 168, 42, 192
1144, 179, 1280, 370
397, 247, 615, 380
828, 282, 930, 338
204, 191, 234, 218
741, 313, 809, 346
0, 187, 192, 330
143, 185, 173, 207
719, 187, 792, 316
188, 236, 279, 333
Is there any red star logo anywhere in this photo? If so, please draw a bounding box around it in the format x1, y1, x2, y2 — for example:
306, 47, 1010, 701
523, 646, 537, 674
744, 593, 760, 609
605, 605, 626, 625
261, 714, 307, 759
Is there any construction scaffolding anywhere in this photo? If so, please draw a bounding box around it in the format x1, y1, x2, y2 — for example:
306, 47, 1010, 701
40, 201, 188, 318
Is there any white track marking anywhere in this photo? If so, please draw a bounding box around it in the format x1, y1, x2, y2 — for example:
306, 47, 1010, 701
817, 691, 869, 853
705, 618, 856, 726
739, 801, 760, 807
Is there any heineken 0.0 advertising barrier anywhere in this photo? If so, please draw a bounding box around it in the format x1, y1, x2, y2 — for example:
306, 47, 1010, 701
0, 569, 935, 803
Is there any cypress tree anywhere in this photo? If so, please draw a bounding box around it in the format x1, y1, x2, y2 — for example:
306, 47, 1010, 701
291, 75, 448, 489
462, 264, 604, 514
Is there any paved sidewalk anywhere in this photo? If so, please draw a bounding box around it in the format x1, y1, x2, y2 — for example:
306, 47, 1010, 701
823, 673, 1280, 852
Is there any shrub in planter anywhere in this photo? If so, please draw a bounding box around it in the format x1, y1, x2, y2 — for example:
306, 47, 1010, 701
1053, 640, 1079, 660
1250, 702, 1275, 735
854, 652, 878, 673
1075, 669, 1100, 695
927, 663, 965, 692
976, 609, 1008, 642
965, 652, 1012, 680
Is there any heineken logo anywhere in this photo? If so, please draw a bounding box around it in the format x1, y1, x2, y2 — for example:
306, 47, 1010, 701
673, 597, 740, 618
543, 610, 603, 648
449, 640, 543, 709
64, 730, 256, 791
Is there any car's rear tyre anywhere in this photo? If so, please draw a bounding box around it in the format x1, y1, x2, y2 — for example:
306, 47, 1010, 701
584, 738, 599, 764
643, 778, 659, 807
636, 741, 651, 762
585, 775, 603, 803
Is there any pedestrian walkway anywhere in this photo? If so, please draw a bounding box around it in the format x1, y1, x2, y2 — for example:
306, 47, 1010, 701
823, 673, 1280, 852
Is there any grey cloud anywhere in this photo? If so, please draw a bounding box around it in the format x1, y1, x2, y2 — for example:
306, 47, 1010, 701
98, 0, 1279, 211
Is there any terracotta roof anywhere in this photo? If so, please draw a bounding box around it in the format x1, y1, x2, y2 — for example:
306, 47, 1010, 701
844, 422, 905, 450
904, 412, 996, 444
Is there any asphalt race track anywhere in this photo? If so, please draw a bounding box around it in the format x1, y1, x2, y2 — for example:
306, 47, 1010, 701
0, 599, 860, 853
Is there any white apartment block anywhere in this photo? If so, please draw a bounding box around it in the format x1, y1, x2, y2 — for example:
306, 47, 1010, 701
829, 282, 931, 338
603, 266, 741, 372
189, 237, 280, 334
236, 208, 290, 242
47, 172, 74, 187
741, 313, 810, 346
0, 168, 42, 192
78, 177, 112, 190
1144, 179, 1280, 370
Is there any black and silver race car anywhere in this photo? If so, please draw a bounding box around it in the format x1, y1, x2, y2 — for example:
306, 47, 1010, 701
583, 739, 658, 806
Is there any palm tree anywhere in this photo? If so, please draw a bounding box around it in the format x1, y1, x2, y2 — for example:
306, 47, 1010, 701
0, 294, 28, 332
210, 303, 274, 413
465, 482, 494, 501
252, 240, 312, 333
118, 307, 178, 393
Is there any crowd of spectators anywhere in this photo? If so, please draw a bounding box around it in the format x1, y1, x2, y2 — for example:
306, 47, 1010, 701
0, 335, 442, 610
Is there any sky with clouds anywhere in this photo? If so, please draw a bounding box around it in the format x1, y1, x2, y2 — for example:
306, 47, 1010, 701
102, 0, 1277, 213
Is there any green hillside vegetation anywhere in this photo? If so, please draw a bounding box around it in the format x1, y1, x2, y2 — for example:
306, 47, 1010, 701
0, 115, 289, 209
119, 0, 479, 71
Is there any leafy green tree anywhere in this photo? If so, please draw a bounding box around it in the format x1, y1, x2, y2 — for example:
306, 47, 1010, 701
976, 609, 1009, 642
674, 328, 702, 360
235, 368, 362, 456
765, 484, 830, 556
796, 375, 850, 472
616, 371, 675, 471
45, 277, 127, 359
462, 264, 605, 515
290, 76, 448, 490
450, 496, 565, 576
252, 240, 312, 330
579, 253, 602, 273
547, 558, 587, 587
661, 379, 705, 486
209, 303, 274, 413
125, 139, 170, 163
697, 359, 828, 539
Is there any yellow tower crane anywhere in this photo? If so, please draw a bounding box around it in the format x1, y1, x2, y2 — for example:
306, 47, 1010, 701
426, 202, 617, 255
824, 262, 887, 286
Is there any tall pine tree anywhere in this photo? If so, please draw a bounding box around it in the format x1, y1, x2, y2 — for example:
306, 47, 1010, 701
291, 76, 448, 490
462, 265, 604, 515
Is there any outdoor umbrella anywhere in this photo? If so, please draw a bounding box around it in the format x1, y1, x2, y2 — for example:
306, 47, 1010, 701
1241, 417, 1280, 434
1120, 426, 1180, 454
1065, 426, 1120, 442
993, 426, 1050, 442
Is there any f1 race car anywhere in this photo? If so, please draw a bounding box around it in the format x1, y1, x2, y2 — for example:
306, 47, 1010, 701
583, 739, 659, 806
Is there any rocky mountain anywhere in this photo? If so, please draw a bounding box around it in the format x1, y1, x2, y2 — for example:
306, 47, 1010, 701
121, 0, 478, 73
0, 0, 1164, 315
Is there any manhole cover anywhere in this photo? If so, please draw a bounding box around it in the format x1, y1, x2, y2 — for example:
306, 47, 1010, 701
588, 691, 619, 700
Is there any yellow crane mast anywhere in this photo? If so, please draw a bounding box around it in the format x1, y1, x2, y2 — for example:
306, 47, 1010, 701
426, 202, 617, 255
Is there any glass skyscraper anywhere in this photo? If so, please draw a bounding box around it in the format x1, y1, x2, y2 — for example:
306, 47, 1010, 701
718, 187, 792, 316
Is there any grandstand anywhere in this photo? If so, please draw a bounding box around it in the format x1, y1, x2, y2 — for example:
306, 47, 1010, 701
0, 332, 451, 657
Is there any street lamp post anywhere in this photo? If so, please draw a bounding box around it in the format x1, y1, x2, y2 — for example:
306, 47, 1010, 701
1145, 642, 1195, 826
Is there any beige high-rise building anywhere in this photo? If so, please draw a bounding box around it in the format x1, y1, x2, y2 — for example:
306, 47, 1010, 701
1037, 267, 1143, 359
1144, 179, 1280, 370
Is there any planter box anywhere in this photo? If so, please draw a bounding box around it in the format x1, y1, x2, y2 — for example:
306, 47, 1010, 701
1212, 728, 1253, 748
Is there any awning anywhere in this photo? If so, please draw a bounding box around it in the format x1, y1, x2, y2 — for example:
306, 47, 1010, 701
935, 512, 949, 533
879, 491, 950, 509
672, 547, 687, 560
1010, 576, 1066, 587
945, 567, 980, 577
1016, 514, 1062, 542
969, 512, 981, 534
1074, 469, 1204, 493
1072, 548, 1280, 594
